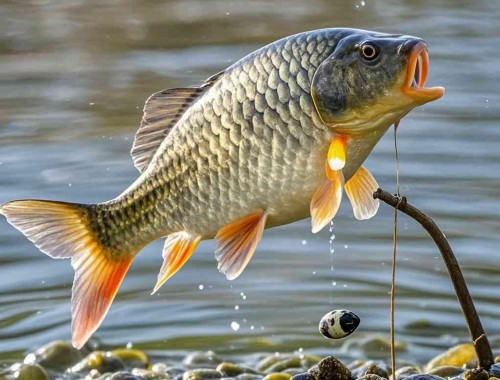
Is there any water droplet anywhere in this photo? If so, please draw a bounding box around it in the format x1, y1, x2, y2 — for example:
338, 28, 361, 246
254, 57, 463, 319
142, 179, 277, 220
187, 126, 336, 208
68, 183, 72, 187
230, 321, 240, 331
301, 239, 307, 245
250, 325, 255, 330
234, 305, 239, 310
198, 284, 204, 290
332, 281, 337, 286
126, 342, 133, 349
344, 244, 348, 249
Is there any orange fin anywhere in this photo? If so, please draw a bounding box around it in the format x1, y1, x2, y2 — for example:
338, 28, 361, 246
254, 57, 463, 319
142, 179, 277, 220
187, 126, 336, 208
72, 253, 133, 349
310, 170, 344, 233
215, 210, 267, 280
152, 232, 201, 294
0, 200, 136, 349
327, 135, 347, 171
345, 166, 380, 220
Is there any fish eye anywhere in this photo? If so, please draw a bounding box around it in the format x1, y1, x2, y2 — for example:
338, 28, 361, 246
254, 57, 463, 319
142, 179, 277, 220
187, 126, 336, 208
360, 43, 379, 61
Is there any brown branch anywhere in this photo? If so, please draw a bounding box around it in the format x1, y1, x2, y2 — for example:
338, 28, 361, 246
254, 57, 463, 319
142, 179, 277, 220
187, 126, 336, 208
373, 188, 494, 369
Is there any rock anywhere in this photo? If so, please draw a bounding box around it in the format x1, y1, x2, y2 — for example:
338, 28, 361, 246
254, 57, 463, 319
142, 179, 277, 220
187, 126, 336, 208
403, 375, 445, 380
266, 358, 302, 373
357, 375, 386, 380
68, 351, 125, 374
151, 364, 186, 377
463, 368, 489, 380
308, 356, 352, 380
496, 356, 500, 364
351, 362, 390, 379
427, 366, 464, 378
263, 373, 292, 380
112, 349, 150, 369
394, 366, 420, 380
490, 363, 500, 377
235, 375, 263, 380
425, 344, 477, 371
183, 369, 222, 380
12, 363, 50, 380
359, 336, 406, 356
282, 368, 307, 376
217, 363, 258, 377
290, 373, 315, 380
132, 368, 172, 379
257, 355, 289, 372
183, 352, 223, 368
363, 364, 389, 379
23, 340, 82, 371
104, 372, 146, 380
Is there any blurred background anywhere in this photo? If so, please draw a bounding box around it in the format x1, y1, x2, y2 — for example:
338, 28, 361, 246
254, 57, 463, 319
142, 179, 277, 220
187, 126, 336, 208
0, 0, 499, 364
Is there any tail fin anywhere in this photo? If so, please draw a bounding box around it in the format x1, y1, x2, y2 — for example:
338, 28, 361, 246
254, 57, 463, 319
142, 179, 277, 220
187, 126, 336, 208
0, 200, 134, 349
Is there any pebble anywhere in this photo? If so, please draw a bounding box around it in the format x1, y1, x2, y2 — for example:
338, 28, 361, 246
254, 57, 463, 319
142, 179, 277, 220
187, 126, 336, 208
12, 363, 50, 380
132, 368, 172, 379
427, 366, 464, 378
112, 349, 150, 369
363, 364, 389, 379
184, 352, 223, 368
319, 310, 360, 339
290, 373, 315, 380
403, 375, 445, 380
425, 344, 476, 371
183, 369, 222, 380
490, 364, 500, 377
217, 362, 258, 377
357, 375, 386, 380
23, 340, 82, 371
308, 356, 352, 380
263, 373, 292, 380
68, 351, 125, 374
351, 361, 391, 379
463, 368, 489, 380
394, 366, 421, 380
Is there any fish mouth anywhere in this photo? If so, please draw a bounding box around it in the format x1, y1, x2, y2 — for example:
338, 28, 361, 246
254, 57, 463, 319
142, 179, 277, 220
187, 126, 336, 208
402, 41, 445, 102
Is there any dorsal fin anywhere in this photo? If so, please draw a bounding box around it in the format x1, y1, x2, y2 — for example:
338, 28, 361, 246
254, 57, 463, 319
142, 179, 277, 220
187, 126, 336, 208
131, 71, 224, 173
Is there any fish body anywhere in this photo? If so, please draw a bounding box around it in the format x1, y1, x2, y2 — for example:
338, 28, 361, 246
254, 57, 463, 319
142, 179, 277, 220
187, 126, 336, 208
0, 28, 444, 348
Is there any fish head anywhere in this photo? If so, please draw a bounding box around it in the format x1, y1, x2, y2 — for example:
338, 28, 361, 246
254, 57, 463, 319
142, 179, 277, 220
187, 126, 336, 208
311, 29, 445, 133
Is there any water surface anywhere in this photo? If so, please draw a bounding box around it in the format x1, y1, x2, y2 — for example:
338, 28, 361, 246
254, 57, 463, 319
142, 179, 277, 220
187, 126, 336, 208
1, 0, 499, 364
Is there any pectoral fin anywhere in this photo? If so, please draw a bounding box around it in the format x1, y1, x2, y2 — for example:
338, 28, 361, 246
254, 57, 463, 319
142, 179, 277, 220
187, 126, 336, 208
152, 232, 201, 294
327, 135, 347, 171
345, 166, 379, 220
310, 170, 344, 233
215, 210, 267, 280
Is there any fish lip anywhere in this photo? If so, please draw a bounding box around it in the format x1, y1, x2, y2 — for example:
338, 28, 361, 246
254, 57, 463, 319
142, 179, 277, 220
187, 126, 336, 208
402, 41, 445, 102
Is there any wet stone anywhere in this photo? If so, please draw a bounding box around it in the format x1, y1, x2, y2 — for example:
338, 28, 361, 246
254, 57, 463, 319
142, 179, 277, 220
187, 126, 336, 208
184, 352, 223, 369
357, 375, 386, 380
290, 373, 315, 380
425, 344, 477, 371
394, 366, 420, 380
24, 340, 82, 371
427, 366, 464, 378
463, 368, 489, 380
403, 375, 446, 380
257, 355, 288, 372
13, 363, 50, 380
217, 363, 258, 377
263, 373, 293, 380
282, 368, 307, 376
266, 358, 302, 373
308, 356, 352, 380
363, 364, 389, 379
495, 356, 500, 364
236, 375, 263, 380
68, 351, 125, 374
104, 372, 146, 380
183, 369, 223, 380
490, 363, 500, 377
132, 368, 174, 379
112, 349, 150, 369
152, 364, 187, 377
351, 362, 390, 379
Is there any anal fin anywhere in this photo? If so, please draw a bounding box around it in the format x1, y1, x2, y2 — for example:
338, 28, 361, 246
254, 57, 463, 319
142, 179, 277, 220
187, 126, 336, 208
310, 170, 344, 233
152, 232, 201, 294
215, 210, 267, 281
345, 166, 379, 220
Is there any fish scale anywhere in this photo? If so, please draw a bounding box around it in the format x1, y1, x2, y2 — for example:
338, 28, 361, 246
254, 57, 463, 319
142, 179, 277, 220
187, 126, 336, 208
92, 29, 339, 249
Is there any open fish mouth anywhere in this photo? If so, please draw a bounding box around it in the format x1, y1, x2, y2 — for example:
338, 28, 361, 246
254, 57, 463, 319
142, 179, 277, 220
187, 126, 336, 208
402, 41, 445, 102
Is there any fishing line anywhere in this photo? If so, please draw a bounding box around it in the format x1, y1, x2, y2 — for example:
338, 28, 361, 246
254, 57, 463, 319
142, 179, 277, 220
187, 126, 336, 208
390, 121, 401, 380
